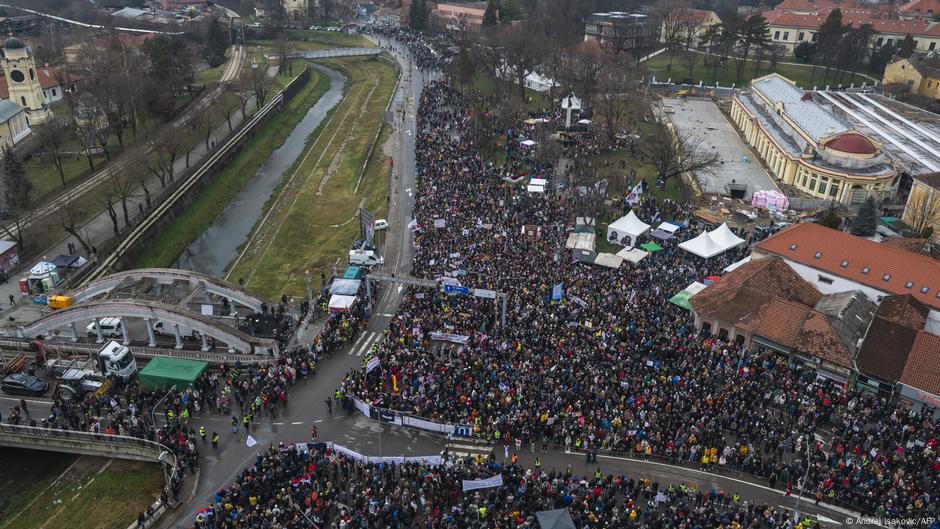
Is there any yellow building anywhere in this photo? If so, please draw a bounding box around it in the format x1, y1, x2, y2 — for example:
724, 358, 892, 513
730, 74, 898, 205
882, 54, 940, 100
0, 36, 51, 125
902, 172, 940, 239
0, 99, 30, 150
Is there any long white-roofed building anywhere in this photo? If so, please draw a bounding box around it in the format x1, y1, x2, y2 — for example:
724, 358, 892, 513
730, 73, 899, 205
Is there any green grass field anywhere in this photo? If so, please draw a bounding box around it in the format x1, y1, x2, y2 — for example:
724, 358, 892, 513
646, 50, 876, 89
0, 451, 161, 529
226, 56, 397, 299
133, 66, 329, 269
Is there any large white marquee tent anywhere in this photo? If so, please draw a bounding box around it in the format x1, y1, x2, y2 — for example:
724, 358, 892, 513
606, 211, 650, 248
678, 223, 745, 259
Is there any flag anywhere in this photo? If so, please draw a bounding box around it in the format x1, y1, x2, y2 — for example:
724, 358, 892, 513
551, 282, 564, 301
626, 182, 643, 205
366, 356, 380, 373
246, 435, 258, 447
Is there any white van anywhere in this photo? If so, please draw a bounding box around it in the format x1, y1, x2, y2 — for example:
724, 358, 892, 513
86, 317, 123, 338
153, 320, 199, 341
349, 249, 384, 267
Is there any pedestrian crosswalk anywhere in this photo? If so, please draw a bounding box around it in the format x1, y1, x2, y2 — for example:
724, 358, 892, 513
443, 437, 494, 460
348, 331, 378, 357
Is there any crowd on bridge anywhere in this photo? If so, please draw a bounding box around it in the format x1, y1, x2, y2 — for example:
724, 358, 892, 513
192, 442, 806, 529
335, 79, 940, 520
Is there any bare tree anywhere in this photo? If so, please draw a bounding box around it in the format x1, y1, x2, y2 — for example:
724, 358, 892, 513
106, 170, 136, 227
218, 88, 241, 133
905, 188, 940, 238
126, 148, 153, 209
100, 189, 120, 236
497, 26, 544, 103
249, 65, 270, 110
55, 193, 94, 255
143, 123, 184, 187
34, 120, 69, 188
656, 0, 691, 70
642, 125, 720, 183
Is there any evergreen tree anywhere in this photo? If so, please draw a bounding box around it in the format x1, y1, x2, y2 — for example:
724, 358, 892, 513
2, 149, 31, 213
482, 0, 498, 27
851, 196, 878, 236
409, 0, 429, 30
206, 19, 229, 68
794, 42, 816, 64
898, 34, 915, 58
817, 9, 846, 83
817, 208, 842, 229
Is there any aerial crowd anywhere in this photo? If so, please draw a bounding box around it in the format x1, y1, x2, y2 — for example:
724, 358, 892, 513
4, 32, 938, 529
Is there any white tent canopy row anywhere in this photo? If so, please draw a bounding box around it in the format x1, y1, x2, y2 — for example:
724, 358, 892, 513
606, 211, 651, 248
678, 223, 745, 259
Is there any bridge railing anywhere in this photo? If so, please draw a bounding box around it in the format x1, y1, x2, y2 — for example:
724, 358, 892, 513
0, 423, 175, 464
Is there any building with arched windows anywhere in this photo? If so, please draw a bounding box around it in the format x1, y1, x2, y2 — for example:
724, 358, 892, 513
730, 74, 898, 204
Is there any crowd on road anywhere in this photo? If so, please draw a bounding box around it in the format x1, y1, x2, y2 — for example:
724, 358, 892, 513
192, 442, 807, 529
338, 79, 940, 519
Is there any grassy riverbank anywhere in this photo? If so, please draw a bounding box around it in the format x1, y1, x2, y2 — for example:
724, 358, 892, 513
133, 66, 329, 268
226, 55, 397, 299
0, 451, 162, 529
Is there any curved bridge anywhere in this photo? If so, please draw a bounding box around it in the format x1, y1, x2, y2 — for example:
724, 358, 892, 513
288, 47, 382, 59
70, 268, 269, 313
17, 299, 257, 353
0, 423, 176, 464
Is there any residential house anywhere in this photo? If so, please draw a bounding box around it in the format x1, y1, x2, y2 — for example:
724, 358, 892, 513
689, 256, 875, 385
430, 2, 488, 31
855, 294, 929, 394
661, 8, 721, 47
883, 54, 940, 99
898, 0, 940, 20
902, 172, 940, 240
899, 330, 940, 418
751, 222, 940, 322
763, 0, 940, 53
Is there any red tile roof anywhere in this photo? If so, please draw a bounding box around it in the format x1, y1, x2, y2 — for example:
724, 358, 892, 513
900, 330, 940, 396
855, 295, 928, 383
796, 309, 853, 367
774, 0, 864, 12
754, 223, 940, 310
899, 0, 940, 14
0, 66, 68, 100
690, 256, 822, 322
763, 8, 931, 35
824, 132, 877, 154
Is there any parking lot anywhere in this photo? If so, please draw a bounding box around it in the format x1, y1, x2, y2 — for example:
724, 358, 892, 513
662, 98, 779, 197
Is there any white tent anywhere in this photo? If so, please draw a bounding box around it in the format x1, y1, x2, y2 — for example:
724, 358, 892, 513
656, 221, 681, 233
565, 232, 596, 251
328, 294, 357, 312
616, 247, 649, 264
606, 211, 650, 248
594, 252, 624, 269
678, 223, 745, 259
723, 255, 752, 273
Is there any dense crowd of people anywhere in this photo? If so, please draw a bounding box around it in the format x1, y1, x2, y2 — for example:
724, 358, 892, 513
337, 78, 940, 520
193, 442, 806, 529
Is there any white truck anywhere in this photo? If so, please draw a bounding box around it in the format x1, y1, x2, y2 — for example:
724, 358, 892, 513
44, 341, 138, 400
152, 320, 199, 341
349, 249, 384, 267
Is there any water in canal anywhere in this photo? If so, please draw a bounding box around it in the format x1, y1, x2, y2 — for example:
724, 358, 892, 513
177, 64, 346, 277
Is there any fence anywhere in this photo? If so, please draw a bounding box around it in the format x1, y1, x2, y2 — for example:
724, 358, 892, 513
348, 395, 472, 437
297, 440, 442, 466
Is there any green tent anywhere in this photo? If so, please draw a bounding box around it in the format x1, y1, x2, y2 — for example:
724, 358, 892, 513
138, 356, 209, 390
668, 281, 707, 311
640, 242, 663, 252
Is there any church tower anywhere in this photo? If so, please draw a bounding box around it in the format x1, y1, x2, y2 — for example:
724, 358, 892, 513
1, 37, 52, 125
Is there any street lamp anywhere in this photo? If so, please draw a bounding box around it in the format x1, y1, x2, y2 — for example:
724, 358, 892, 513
150, 385, 177, 430
793, 433, 813, 524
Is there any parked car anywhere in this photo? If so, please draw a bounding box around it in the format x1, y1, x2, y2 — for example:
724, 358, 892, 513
1, 373, 49, 396
374, 219, 388, 231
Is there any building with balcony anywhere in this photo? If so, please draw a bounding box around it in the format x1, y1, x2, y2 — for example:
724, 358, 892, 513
730, 73, 898, 204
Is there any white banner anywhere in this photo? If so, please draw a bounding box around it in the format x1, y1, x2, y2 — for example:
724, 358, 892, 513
366, 357, 380, 373
367, 456, 405, 465
473, 288, 497, 299
406, 454, 443, 465
352, 397, 371, 417
462, 474, 504, 492
402, 415, 454, 434
430, 332, 470, 344
332, 443, 365, 461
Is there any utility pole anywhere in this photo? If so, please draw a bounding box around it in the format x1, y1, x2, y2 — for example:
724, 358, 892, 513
793, 433, 812, 524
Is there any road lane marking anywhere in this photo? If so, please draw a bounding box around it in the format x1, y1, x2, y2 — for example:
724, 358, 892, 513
291, 421, 304, 425
314, 419, 324, 423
